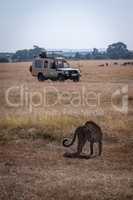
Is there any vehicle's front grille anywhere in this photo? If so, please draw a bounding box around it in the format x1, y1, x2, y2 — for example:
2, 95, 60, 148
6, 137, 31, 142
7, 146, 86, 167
72, 70, 78, 73
69, 70, 78, 75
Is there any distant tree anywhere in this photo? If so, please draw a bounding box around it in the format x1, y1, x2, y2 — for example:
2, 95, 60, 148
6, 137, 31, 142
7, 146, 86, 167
92, 48, 99, 57
92, 48, 101, 59
0, 57, 9, 63
85, 52, 92, 59
12, 46, 46, 62
127, 50, 133, 59
107, 42, 129, 59
75, 52, 81, 59
85, 48, 108, 60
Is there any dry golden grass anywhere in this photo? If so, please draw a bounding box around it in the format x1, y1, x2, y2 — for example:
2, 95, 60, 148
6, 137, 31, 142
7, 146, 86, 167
0, 60, 133, 138
0, 60, 133, 199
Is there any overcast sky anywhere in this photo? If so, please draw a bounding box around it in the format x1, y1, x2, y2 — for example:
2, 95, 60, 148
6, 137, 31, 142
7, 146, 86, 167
0, 0, 133, 52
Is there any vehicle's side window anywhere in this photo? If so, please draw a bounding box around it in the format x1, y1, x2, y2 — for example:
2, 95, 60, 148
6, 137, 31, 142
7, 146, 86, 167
35, 60, 42, 68
51, 61, 56, 69
44, 60, 48, 68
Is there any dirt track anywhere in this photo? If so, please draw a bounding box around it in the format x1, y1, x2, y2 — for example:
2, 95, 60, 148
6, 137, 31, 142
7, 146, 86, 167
0, 136, 133, 200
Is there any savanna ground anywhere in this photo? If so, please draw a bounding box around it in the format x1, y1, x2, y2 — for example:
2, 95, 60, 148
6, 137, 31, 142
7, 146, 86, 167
0, 60, 133, 199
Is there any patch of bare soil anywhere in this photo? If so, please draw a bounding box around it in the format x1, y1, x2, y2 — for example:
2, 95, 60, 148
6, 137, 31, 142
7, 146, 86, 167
0, 138, 133, 200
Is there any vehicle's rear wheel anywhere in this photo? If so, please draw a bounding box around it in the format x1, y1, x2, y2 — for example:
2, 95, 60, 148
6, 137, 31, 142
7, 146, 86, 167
38, 73, 45, 81
73, 76, 80, 82
29, 65, 32, 73
58, 74, 65, 81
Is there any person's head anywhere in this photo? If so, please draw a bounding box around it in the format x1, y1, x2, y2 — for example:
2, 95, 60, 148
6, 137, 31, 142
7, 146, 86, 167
39, 51, 47, 58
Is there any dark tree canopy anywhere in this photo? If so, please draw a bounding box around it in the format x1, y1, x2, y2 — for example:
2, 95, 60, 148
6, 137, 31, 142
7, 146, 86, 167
107, 42, 129, 59
74, 42, 132, 60
0, 57, 9, 63
12, 46, 46, 61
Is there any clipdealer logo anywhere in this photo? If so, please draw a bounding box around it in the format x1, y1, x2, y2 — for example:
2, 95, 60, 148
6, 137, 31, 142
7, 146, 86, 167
111, 85, 128, 114
5, 85, 59, 112
5, 84, 129, 114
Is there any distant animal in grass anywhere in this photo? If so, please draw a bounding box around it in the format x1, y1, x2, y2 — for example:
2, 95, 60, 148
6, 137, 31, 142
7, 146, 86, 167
114, 62, 118, 65
63, 121, 103, 156
98, 64, 104, 67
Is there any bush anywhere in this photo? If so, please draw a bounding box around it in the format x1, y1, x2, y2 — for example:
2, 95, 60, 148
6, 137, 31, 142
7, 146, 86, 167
0, 57, 9, 63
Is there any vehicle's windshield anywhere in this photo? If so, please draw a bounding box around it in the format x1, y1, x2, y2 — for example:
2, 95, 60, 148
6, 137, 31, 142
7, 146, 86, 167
57, 60, 70, 68
63, 62, 70, 68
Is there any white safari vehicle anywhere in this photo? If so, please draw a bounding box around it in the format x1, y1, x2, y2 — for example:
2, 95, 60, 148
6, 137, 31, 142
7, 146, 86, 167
30, 55, 81, 82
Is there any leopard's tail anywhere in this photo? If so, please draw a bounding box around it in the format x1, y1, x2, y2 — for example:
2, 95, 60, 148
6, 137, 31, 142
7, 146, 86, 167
63, 131, 77, 147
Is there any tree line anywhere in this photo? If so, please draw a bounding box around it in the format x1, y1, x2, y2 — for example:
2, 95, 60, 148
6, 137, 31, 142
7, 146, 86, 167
0, 46, 45, 63
0, 42, 133, 63
74, 42, 133, 60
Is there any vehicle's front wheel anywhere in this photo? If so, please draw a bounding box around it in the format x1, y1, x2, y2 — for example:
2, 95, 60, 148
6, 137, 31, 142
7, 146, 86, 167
38, 73, 45, 81
73, 76, 80, 82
